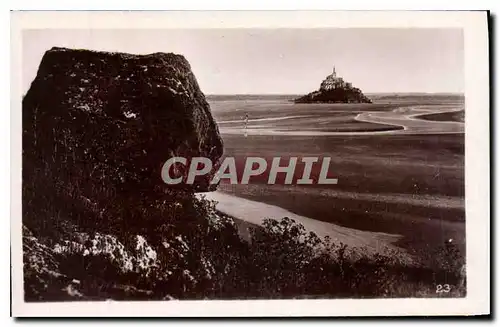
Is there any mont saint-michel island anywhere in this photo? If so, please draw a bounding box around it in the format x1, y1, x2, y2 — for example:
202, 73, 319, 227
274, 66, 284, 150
294, 66, 372, 103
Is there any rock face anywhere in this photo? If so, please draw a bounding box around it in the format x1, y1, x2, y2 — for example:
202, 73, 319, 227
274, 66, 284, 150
23, 47, 224, 194
294, 67, 372, 104
22, 47, 234, 301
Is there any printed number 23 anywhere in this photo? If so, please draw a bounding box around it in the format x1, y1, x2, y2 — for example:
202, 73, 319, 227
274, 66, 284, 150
436, 284, 451, 293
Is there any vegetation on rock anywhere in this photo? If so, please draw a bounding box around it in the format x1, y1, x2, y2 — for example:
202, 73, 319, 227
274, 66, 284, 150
23, 198, 466, 300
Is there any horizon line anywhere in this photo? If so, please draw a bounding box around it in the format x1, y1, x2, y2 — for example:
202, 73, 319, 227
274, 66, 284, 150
206, 92, 465, 96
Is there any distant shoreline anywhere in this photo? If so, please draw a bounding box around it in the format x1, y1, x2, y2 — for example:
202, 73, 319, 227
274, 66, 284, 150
206, 93, 465, 97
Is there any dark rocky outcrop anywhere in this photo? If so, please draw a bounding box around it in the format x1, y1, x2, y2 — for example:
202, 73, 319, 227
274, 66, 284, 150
22, 48, 232, 301
294, 69, 372, 104
23, 47, 224, 195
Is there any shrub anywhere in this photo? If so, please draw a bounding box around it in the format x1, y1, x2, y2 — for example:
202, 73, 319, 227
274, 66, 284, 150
225, 217, 466, 298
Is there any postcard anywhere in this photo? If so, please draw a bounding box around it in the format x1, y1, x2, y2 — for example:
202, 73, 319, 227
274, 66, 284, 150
11, 10, 490, 317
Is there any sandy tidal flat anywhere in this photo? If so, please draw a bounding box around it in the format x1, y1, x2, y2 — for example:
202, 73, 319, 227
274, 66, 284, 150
206, 95, 465, 260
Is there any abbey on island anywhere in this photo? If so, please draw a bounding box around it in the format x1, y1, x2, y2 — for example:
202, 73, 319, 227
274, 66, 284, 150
294, 65, 372, 104
319, 66, 352, 91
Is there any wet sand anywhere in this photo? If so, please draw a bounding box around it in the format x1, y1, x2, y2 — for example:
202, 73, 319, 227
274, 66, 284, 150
199, 191, 406, 258
216, 105, 464, 136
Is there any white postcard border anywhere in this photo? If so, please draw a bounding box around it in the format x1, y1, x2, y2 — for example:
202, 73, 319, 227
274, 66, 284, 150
10, 10, 490, 317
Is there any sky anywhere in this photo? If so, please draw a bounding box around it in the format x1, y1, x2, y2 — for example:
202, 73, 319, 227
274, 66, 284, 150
23, 28, 464, 94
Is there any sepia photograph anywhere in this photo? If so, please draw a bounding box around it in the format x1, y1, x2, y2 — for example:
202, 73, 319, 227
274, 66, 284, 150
10, 11, 490, 317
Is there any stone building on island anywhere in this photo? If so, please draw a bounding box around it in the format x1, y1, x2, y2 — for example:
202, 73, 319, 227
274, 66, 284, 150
319, 66, 352, 91
294, 65, 371, 104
